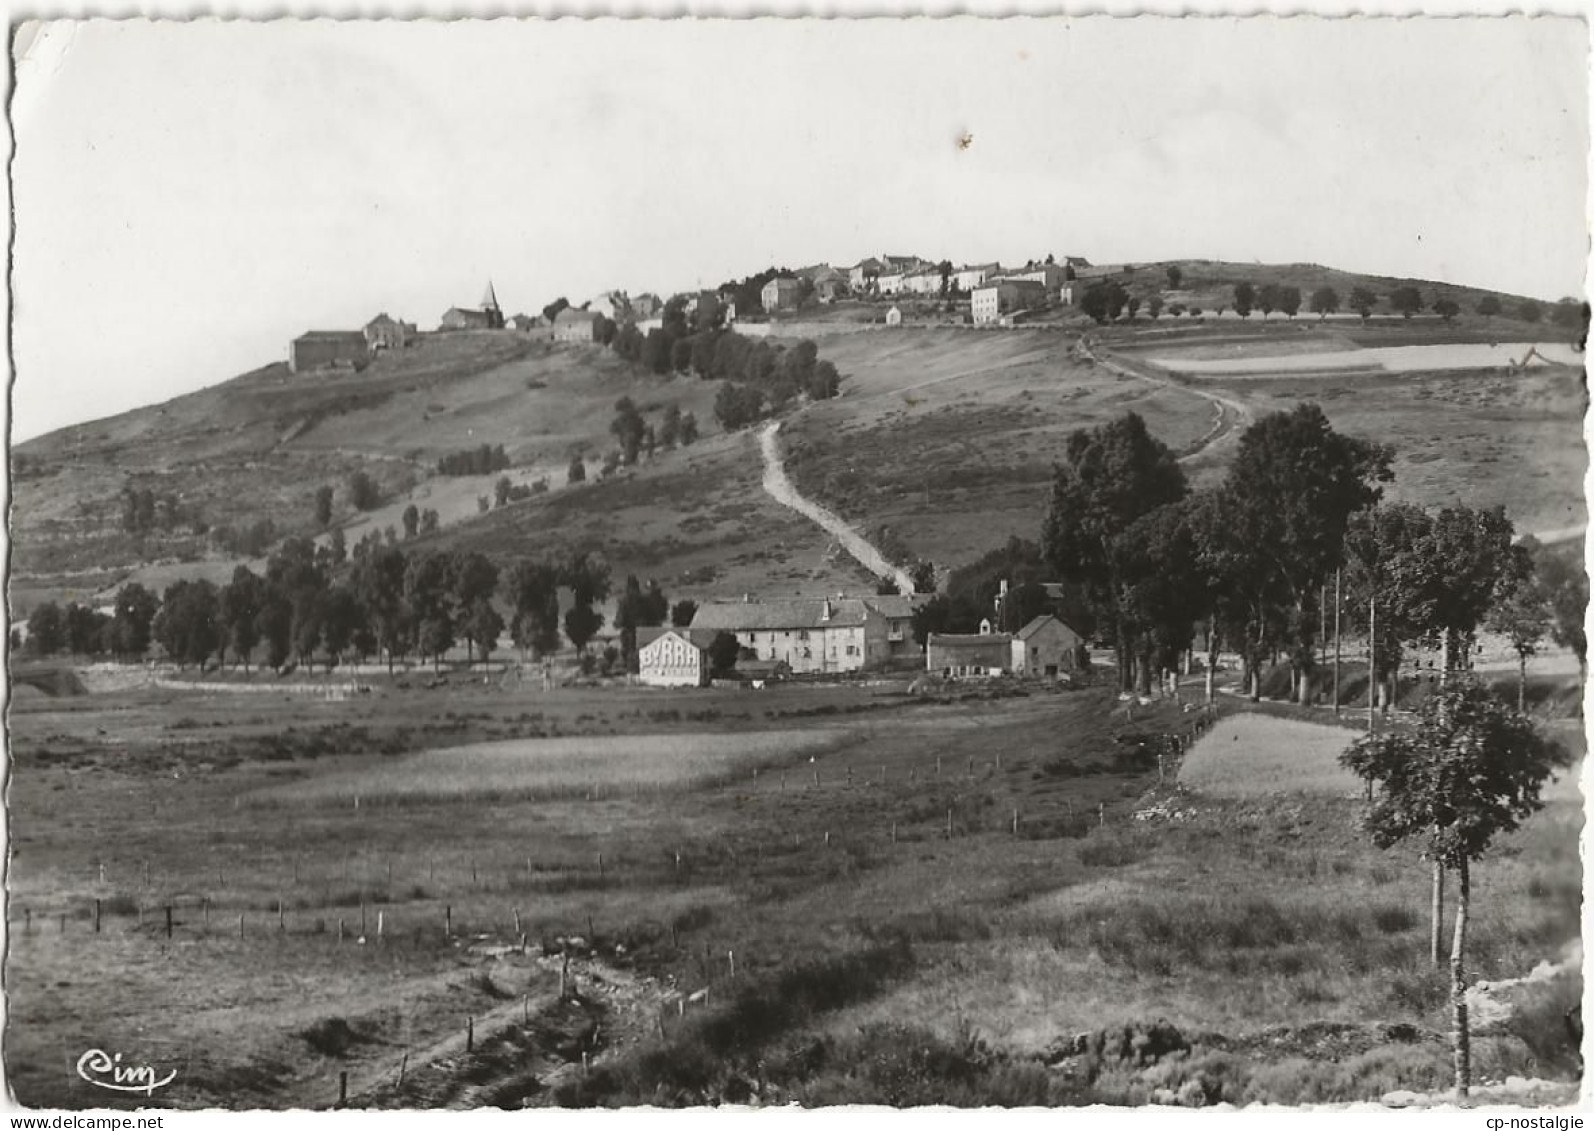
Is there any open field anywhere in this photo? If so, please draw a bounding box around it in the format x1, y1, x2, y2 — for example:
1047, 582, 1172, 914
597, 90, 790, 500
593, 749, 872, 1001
4, 661, 1581, 1109
249, 730, 851, 807
1148, 341, 1581, 376
1179, 714, 1362, 797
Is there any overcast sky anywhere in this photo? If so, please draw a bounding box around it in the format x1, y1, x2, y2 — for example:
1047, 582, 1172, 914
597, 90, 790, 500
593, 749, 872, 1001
11, 17, 1588, 441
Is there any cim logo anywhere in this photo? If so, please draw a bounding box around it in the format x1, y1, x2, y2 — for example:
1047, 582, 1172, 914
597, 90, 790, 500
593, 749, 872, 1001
76, 1049, 176, 1096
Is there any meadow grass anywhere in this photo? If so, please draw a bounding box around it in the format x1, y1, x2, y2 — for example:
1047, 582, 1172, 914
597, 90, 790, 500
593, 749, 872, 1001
246, 729, 850, 807
1178, 713, 1361, 796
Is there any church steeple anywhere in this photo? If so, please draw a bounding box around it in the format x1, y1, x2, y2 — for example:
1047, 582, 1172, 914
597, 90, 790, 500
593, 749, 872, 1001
481, 279, 504, 329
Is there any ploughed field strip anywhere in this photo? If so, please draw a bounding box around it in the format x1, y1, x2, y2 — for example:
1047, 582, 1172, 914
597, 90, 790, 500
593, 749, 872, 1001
1146, 340, 1581, 376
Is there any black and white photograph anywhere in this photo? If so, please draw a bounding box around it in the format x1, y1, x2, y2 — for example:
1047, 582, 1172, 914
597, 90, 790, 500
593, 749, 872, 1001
5, 12, 1589, 1114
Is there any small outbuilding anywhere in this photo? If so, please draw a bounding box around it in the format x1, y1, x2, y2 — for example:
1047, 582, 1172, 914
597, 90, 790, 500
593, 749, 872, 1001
926, 628, 1014, 677
1010, 615, 1086, 677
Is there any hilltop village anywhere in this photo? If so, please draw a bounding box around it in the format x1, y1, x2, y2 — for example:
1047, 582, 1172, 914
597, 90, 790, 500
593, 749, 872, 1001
277, 255, 1127, 687
287, 253, 1107, 374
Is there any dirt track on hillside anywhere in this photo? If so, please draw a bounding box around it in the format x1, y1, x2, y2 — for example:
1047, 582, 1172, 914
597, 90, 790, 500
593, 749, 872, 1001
1079, 336, 1252, 465
759, 420, 915, 594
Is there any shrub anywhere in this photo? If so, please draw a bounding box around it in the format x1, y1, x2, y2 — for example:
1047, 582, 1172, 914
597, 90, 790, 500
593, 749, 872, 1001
1371, 904, 1419, 935
346, 470, 381, 511
1241, 1057, 1342, 1104
1335, 1044, 1449, 1097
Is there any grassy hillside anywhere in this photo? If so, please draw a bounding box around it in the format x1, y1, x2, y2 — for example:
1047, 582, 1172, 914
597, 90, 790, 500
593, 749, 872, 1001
781, 329, 1217, 568
409, 426, 884, 602
11, 261, 1584, 616
11, 332, 733, 599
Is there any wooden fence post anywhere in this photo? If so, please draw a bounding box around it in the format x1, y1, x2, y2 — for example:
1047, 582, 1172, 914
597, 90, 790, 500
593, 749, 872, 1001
165, 906, 173, 938
513, 909, 521, 936
466, 1016, 474, 1053
445, 905, 452, 937
398, 1052, 408, 1088
238, 912, 245, 939
728, 949, 736, 979
338, 1071, 347, 1106
377, 910, 385, 942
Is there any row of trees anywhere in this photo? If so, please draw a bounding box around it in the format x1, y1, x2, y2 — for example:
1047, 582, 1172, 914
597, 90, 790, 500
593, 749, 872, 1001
436, 443, 511, 477
1087, 273, 1579, 329
1039, 407, 1585, 705
21, 536, 694, 675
